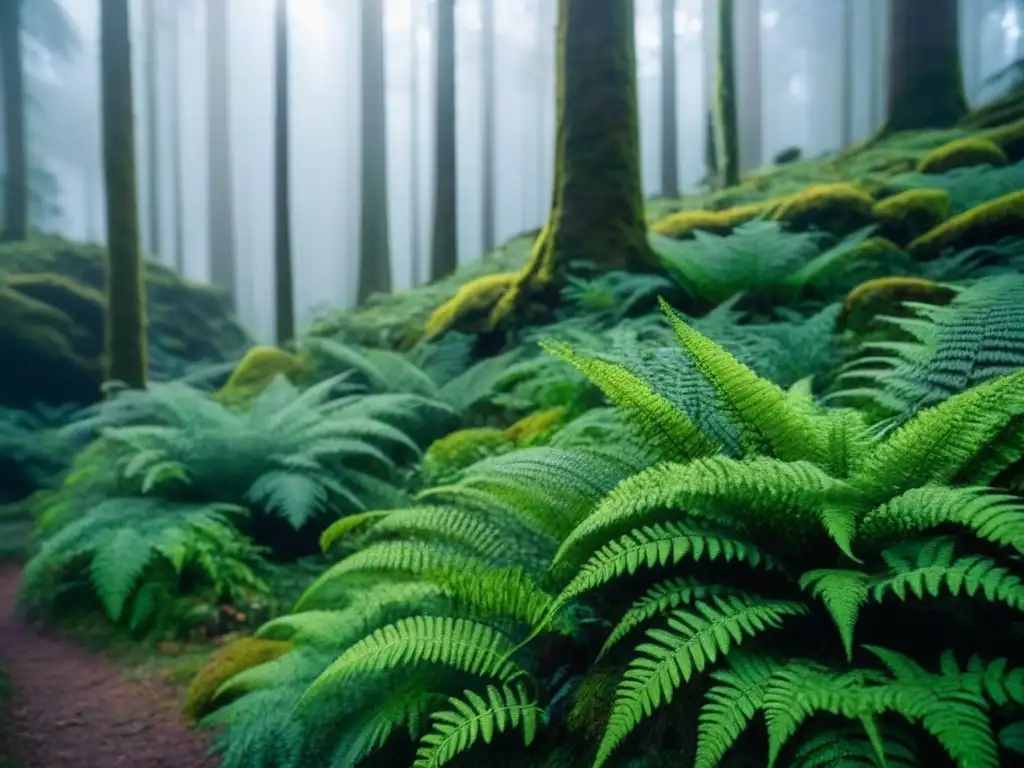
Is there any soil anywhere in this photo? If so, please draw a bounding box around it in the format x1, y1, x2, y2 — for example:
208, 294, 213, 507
0, 564, 218, 768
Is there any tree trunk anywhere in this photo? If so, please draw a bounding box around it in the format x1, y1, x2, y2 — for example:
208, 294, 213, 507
168, 0, 185, 273
880, 0, 966, 134
713, 0, 739, 187
143, 0, 160, 256
840, 0, 854, 148
732, 0, 760, 172
357, 0, 391, 302
429, 0, 457, 280
480, 0, 496, 252
489, 0, 657, 328
273, 0, 294, 343
659, 0, 678, 197
206, 0, 236, 308
100, 0, 147, 390
0, 0, 27, 241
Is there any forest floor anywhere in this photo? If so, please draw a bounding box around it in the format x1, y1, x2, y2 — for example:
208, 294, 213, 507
0, 564, 218, 768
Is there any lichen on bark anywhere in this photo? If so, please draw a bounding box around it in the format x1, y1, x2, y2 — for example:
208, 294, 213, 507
488, 0, 657, 330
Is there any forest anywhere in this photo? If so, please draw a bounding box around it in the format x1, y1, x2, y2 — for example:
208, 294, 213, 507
2, 0, 1024, 766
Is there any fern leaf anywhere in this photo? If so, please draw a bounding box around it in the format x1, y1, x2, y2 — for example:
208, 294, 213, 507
413, 682, 544, 768
90, 527, 155, 621
799, 569, 871, 662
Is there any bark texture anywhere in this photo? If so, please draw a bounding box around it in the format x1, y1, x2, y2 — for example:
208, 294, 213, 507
100, 0, 147, 389
490, 0, 657, 327
660, 0, 679, 197
881, 0, 967, 134
429, 0, 457, 280
713, 0, 739, 187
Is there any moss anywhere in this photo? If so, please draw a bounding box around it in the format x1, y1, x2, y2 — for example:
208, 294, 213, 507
421, 427, 514, 485
0, 238, 251, 382
841, 276, 957, 333
981, 117, 1024, 162
769, 183, 876, 236
504, 406, 567, 446
871, 188, 951, 244
183, 637, 291, 722
0, 284, 102, 407
916, 137, 1008, 174
216, 346, 314, 406
907, 189, 1024, 259
649, 202, 767, 240
424, 271, 519, 340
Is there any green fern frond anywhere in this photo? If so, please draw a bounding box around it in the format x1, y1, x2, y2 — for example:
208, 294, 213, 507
298, 616, 525, 710
659, 298, 826, 464
595, 597, 808, 767
541, 339, 719, 462
330, 686, 444, 767
798, 569, 871, 662
788, 724, 919, 768
413, 682, 544, 768
600, 577, 742, 658
694, 653, 783, 768
859, 486, 1024, 554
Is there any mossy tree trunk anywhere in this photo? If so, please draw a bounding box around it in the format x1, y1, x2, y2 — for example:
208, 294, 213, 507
143, 0, 160, 255
100, 0, 147, 390
713, 0, 739, 188
358, 0, 391, 302
490, 0, 657, 329
273, 0, 294, 344
206, 0, 236, 308
429, 0, 457, 280
0, 0, 27, 241
880, 0, 967, 134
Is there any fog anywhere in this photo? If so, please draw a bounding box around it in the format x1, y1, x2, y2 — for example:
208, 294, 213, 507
18, 0, 1024, 342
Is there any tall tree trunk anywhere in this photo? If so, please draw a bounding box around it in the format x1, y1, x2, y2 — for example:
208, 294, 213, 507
409, 0, 421, 285
429, 0, 457, 280
357, 0, 391, 302
143, 0, 160, 256
714, 0, 739, 187
489, 0, 657, 329
168, 0, 185, 273
701, 0, 717, 185
206, 0, 236, 308
480, 0, 496, 252
839, 0, 854, 147
659, 0, 679, 197
880, 0, 967, 134
273, 0, 294, 343
100, 0, 147, 390
0, 0, 27, 241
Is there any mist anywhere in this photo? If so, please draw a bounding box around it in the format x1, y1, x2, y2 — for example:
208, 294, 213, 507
20, 0, 1024, 341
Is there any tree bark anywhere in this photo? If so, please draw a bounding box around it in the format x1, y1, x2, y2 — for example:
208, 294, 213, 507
0, 0, 27, 241
143, 0, 160, 256
880, 0, 967, 134
273, 0, 294, 343
206, 0, 236, 308
100, 0, 147, 389
357, 0, 391, 302
839, 0, 854, 148
659, 0, 678, 197
480, 0, 496, 252
409, 0, 421, 285
429, 0, 457, 280
489, 0, 657, 328
713, 0, 739, 187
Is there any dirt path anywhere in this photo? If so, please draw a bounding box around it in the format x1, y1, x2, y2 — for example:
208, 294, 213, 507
0, 564, 217, 767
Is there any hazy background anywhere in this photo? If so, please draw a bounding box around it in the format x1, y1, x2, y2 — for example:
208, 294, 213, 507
19, 0, 1024, 341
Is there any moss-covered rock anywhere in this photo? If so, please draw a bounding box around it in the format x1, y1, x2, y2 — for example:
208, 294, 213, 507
649, 202, 767, 240
183, 637, 291, 722
840, 276, 957, 332
769, 183, 876, 236
906, 189, 1024, 259
981, 117, 1024, 162
916, 137, 1008, 174
215, 346, 315, 407
504, 406, 567, 446
0, 238, 251, 391
871, 188, 951, 244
